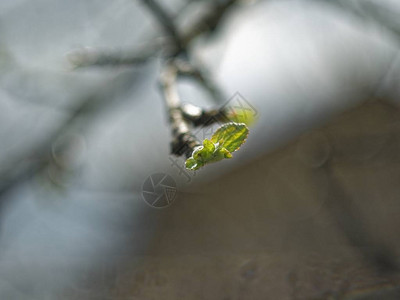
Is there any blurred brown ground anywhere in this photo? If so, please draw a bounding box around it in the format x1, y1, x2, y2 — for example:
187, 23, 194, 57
69, 101, 400, 299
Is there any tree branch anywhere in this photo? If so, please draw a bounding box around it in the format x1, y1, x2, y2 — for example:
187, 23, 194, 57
174, 58, 226, 104
140, 0, 185, 55
159, 60, 201, 157
68, 45, 160, 69
181, 0, 240, 45
69, 0, 242, 68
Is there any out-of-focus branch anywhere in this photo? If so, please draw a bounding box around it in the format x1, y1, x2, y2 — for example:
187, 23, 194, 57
140, 0, 241, 51
174, 59, 226, 103
140, 0, 185, 55
70, 0, 242, 69
181, 0, 240, 45
334, 0, 400, 40
0, 71, 140, 200
68, 45, 161, 69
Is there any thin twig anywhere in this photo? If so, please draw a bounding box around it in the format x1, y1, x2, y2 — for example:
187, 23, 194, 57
140, 0, 185, 55
175, 58, 226, 104
181, 0, 240, 45
70, 0, 241, 68
68, 45, 160, 69
159, 60, 201, 157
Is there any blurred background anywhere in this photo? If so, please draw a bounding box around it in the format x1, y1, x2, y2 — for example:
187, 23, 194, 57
1, 0, 400, 299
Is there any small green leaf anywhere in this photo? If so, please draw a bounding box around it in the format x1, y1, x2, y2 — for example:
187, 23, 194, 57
211, 122, 249, 153
185, 122, 249, 170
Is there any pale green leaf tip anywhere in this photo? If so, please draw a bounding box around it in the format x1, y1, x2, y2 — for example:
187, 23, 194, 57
227, 108, 258, 127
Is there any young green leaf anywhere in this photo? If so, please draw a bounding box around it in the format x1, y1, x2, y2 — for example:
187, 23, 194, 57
185, 123, 249, 170
211, 122, 249, 152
